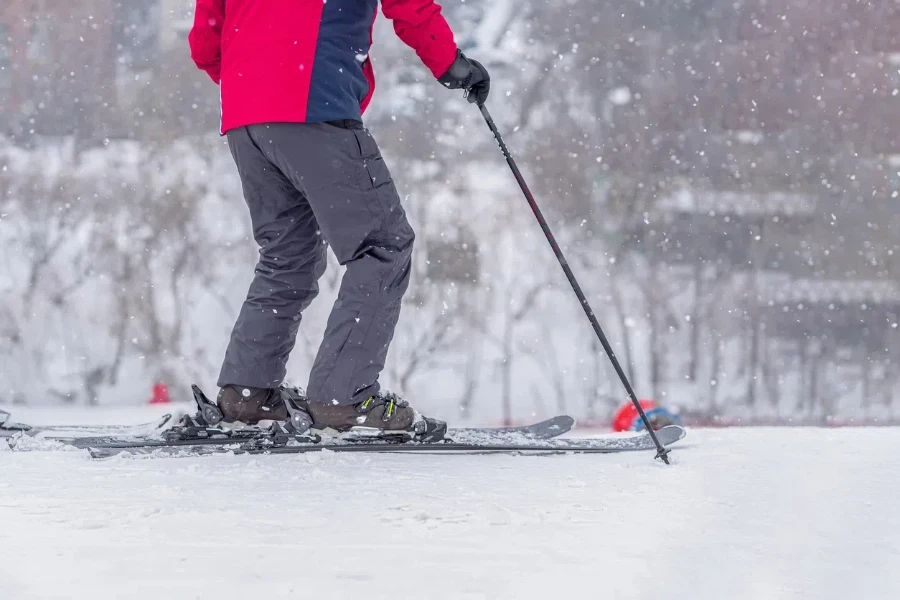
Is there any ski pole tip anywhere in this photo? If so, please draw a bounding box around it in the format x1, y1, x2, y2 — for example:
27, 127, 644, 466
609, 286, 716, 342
655, 448, 671, 465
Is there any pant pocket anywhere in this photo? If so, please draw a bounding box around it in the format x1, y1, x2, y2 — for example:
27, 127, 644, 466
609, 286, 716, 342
351, 129, 393, 189
348, 129, 412, 249
363, 156, 394, 191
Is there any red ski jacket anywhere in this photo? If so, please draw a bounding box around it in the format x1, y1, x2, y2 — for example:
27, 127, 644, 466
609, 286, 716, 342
189, 0, 458, 133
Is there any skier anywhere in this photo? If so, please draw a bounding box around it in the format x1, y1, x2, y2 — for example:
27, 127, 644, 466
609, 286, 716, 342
188, 0, 489, 437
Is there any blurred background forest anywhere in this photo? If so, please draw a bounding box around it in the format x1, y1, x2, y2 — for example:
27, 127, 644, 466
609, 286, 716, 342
0, 0, 898, 426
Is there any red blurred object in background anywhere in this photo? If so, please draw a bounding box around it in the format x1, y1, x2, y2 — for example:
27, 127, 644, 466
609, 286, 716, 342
149, 383, 171, 405
612, 399, 658, 432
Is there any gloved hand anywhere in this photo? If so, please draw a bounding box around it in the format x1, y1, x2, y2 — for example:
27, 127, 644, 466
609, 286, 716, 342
438, 50, 490, 106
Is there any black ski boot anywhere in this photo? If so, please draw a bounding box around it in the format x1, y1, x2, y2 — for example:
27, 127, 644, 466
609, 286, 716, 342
217, 385, 288, 425
306, 391, 447, 442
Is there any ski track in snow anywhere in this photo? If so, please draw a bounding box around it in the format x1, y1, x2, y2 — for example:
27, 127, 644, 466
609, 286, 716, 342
2, 412, 899, 599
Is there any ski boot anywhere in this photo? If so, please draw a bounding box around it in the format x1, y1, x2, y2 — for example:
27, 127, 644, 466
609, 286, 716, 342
216, 384, 314, 435
166, 384, 315, 443
305, 390, 447, 442
216, 385, 289, 424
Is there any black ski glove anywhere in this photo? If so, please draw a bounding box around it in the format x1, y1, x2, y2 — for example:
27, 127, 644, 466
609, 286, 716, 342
438, 50, 490, 106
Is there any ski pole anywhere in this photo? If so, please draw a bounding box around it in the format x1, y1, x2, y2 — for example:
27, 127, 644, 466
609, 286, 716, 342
477, 103, 671, 464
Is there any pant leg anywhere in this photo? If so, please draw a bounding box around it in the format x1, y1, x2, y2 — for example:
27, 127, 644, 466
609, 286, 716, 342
244, 122, 414, 405
218, 126, 328, 389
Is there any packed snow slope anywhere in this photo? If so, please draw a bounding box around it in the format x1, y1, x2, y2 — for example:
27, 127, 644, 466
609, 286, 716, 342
2, 407, 899, 600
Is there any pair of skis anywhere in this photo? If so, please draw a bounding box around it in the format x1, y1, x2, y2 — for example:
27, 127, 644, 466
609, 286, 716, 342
1, 396, 686, 460
87, 424, 686, 459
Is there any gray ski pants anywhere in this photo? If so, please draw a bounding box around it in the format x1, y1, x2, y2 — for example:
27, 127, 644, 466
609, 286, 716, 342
218, 121, 414, 405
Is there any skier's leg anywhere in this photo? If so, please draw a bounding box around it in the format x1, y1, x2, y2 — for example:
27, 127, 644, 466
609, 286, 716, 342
242, 122, 429, 433
218, 126, 328, 403
305, 128, 414, 409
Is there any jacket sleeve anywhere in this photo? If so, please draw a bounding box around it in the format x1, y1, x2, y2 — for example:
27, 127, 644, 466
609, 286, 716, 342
188, 0, 226, 84
380, 0, 458, 78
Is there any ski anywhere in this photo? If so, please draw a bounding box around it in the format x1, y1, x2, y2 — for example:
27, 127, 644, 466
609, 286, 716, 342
85, 425, 686, 459
450, 416, 575, 444
34, 414, 575, 450
0, 411, 175, 440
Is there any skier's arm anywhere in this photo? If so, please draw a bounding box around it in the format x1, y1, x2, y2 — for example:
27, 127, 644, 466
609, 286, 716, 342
380, 0, 458, 78
188, 0, 226, 84
381, 0, 490, 105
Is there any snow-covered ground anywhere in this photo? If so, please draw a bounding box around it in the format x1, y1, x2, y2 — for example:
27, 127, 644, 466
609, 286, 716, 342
2, 407, 899, 599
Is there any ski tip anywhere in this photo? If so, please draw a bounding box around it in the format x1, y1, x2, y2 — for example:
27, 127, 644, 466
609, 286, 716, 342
656, 424, 687, 446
